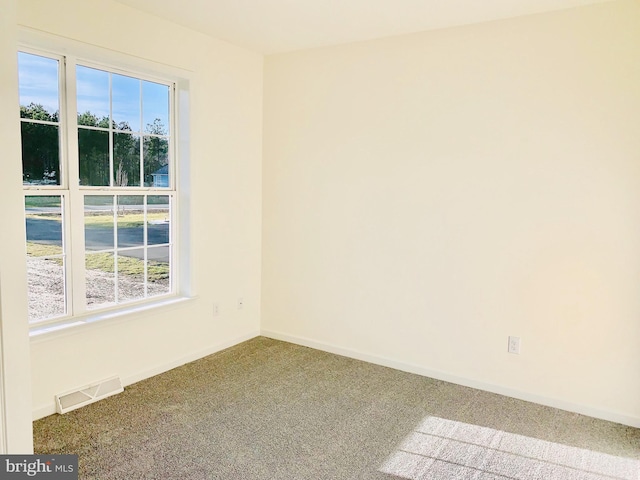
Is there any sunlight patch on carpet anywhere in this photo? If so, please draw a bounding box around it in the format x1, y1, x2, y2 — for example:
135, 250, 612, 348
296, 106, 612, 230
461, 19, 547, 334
379, 416, 639, 480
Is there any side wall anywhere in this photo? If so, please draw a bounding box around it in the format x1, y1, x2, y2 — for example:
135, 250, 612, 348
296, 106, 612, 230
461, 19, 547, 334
262, 0, 640, 426
0, 0, 34, 453
14, 0, 263, 418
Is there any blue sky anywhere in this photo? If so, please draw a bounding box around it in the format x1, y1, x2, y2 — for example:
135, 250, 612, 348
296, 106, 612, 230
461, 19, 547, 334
19, 52, 169, 135
18, 52, 59, 114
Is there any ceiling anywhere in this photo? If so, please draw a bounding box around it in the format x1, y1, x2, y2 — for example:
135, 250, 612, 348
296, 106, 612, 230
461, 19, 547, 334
114, 0, 616, 54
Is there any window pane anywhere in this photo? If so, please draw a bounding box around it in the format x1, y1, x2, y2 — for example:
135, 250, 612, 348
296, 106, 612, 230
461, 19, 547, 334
142, 81, 169, 135
148, 246, 170, 297
85, 196, 114, 251
79, 128, 110, 186
22, 53, 176, 323
25, 196, 62, 255
21, 122, 60, 185
143, 136, 169, 187
147, 196, 170, 246
117, 196, 144, 247
113, 74, 140, 132
25, 195, 66, 321
117, 249, 145, 302
114, 133, 140, 187
18, 52, 59, 118
27, 257, 66, 321
86, 252, 115, 309
77, 66, 109, 127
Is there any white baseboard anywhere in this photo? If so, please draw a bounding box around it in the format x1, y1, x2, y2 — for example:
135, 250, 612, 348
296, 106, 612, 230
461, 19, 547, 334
261, 329, 640, 429
32, 330, 260, 420
121, 330, 260, 387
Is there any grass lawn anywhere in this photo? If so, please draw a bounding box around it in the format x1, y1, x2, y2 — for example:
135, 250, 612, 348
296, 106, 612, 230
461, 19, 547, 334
27, 242, 63, 260
86, 252, 169, 281
24, 197, 61, 208
84, 212, 169, 228
27, 242, 169, 281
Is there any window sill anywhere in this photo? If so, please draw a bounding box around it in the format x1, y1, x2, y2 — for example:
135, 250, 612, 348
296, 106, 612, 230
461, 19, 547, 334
29, 295, 196, 343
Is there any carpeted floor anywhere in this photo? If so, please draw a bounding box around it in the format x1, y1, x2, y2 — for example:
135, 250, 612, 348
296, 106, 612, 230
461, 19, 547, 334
33, 337, 640, 479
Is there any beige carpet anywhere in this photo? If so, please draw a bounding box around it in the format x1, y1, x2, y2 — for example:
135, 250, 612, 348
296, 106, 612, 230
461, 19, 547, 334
33, 337, 640, 479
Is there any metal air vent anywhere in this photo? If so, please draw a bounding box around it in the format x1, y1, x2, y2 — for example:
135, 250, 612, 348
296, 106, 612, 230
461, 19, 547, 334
55, 376, 124, 414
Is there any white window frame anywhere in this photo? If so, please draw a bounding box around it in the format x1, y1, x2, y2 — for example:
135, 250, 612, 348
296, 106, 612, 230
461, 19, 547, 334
19, 30, 193, 336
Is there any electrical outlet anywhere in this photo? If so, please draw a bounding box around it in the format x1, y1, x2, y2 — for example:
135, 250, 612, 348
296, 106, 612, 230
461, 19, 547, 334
213, 303, 219, 317
508, 336, 521, 355
237, 298, 244, 310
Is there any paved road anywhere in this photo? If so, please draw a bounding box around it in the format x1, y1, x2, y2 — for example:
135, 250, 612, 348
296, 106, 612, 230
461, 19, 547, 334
26, 205, 169, 214
26, 218, 170, 262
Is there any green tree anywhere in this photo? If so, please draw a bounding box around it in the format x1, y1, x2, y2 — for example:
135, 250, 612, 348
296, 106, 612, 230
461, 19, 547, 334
143, 118, 168, 186
77, 111, 110, 128
114, 127, 140, 186
77, 110, 112, 186
22, 106, 167, 187
20, 103, 60, 184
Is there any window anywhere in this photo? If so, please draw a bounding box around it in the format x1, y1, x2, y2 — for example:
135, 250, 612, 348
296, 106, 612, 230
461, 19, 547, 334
20, 48, 178, 326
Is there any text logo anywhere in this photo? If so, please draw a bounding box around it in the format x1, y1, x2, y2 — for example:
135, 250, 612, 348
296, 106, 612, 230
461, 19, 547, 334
0, 455, 78, 479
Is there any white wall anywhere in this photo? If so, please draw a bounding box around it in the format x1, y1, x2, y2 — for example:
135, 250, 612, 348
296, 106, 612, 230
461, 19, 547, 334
6, 0, 639, 444
263, 0, 640, 426
13, 0, 263, 419
0, 0, 34, 453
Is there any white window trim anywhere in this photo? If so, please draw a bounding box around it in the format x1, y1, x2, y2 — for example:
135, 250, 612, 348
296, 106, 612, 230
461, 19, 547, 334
18, 28, 194, 337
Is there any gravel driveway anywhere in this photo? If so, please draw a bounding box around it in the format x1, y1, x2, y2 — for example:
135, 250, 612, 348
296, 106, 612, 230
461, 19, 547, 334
28, 257, 170, 321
